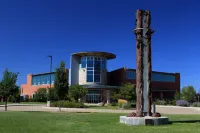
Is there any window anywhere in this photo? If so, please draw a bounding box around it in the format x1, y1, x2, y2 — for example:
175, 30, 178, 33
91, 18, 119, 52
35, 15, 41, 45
87, 75, 93, 82
152, 73, 175, 82
32, 73, 55, 85
94, 74, 100, 82
81, 57, 86, 68
126, 71, 136, 79
125, 71, 175, 82
81, 56, 107, 83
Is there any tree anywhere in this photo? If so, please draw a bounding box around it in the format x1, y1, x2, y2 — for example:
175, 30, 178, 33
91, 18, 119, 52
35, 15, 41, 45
34, 88, 47, 102
0, 68, 18, 111
10, 85, 21, 103
112, 82, 136, 101
174, 91, 181, 100
181, 86, 196, 103
54, 61, 69, 111
69, 85, 88, 102
47, 87, 58, 101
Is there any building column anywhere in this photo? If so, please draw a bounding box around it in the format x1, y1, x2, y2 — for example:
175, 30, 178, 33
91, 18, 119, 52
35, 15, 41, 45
106, 90, 110, 104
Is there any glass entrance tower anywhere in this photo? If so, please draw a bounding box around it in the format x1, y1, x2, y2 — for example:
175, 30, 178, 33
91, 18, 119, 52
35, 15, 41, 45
70, 51, 116, 86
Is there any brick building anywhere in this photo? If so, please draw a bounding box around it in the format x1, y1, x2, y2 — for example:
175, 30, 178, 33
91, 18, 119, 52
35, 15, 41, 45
21, 51, 180, 103
108, 67, 180, 101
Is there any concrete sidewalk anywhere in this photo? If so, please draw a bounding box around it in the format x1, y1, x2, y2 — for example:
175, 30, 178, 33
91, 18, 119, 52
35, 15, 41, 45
0, 104, 200, 114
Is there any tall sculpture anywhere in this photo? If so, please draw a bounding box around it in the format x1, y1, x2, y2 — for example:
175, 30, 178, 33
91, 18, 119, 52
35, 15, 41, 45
121, 10, 168, 125
134, 10, 154, 117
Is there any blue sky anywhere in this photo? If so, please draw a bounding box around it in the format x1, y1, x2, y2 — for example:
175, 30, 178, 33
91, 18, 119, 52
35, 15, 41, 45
0, 0, 199, 90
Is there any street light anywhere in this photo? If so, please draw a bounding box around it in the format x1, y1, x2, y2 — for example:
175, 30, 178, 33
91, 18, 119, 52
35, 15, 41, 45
47, 55, 52, 89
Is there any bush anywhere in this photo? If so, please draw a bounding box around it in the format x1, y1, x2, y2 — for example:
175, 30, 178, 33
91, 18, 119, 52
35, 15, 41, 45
191, 102, 200, 107
112, 83, 136, 101
176, 100, 189, 107
118, 102, 134, 109
34, 88, 47, 102
118, 99, 128, 105
123, 103, 132, 109
110, 102, 118, 106
50, 101, 85, 108
154, 99, 166, 105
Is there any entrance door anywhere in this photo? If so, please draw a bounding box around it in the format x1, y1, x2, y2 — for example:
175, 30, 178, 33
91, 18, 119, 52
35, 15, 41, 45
86, 94, 100, 103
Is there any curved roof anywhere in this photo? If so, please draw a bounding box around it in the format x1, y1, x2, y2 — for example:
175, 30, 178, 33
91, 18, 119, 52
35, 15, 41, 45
72, 51, 116, 60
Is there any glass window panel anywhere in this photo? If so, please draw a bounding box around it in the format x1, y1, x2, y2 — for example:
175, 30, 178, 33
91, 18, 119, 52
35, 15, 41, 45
94, 70, 100, 74
126, 71, 136, 79
152, 73, 175, 82
94, 61, 100, 68
87, 60, 93, 67
87, 75, 93, 82
81, 60, 86, 68
94, 75, 100, 82
87, 67, 93, 70
87, 71, 93, 75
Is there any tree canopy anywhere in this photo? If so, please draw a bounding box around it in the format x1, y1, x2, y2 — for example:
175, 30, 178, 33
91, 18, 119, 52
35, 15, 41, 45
112, 82, 136, 101
181, 86, 196, 103
54, 61, 69, 100
0, 68, 19, 111
69, 85, 88, 102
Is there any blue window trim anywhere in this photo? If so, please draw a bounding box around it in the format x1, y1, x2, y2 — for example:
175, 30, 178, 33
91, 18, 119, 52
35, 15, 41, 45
32, 73, 55, 86
126, 71, 175, 82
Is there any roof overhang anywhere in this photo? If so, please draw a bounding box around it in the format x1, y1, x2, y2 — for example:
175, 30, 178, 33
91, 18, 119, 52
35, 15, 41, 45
71, 51, 116, 60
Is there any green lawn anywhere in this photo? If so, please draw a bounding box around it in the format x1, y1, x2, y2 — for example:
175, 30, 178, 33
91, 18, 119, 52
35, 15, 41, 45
0, 112, 200, 133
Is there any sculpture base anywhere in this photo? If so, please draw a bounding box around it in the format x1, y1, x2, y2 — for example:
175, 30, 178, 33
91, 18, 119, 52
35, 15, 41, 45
120, 116, 168, 126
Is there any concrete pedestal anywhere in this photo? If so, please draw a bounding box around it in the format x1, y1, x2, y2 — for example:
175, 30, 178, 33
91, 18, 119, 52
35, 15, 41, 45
120, 116, 168, 126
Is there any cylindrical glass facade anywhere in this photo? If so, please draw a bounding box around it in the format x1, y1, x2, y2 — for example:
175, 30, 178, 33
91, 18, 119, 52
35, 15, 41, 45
81, 56, 107, 83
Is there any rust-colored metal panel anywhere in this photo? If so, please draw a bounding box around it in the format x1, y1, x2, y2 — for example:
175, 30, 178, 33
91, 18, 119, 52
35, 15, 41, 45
146, 10, 153, 116
135, 10, 143, 117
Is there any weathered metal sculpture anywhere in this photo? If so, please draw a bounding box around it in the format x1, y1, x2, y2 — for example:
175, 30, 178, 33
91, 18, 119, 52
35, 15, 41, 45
129, 9, 159, 117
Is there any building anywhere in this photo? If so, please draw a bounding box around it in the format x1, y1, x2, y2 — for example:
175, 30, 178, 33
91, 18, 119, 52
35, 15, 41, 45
21, 51, 180, 103
21, 70, 68, 99
108, 67, 180, 101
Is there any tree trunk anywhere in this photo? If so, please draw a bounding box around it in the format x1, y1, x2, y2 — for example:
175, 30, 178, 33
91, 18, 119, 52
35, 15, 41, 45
5, 97, 7, 111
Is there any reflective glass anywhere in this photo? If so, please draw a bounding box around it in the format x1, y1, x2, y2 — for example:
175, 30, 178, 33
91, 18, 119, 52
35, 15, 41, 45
87, 71, 93, 74
94, 75, 100, 82
87, 75, 93, 82
87, 60, 93, 67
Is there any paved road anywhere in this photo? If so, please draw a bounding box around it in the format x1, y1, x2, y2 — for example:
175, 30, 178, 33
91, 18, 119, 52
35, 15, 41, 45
0, 104, 200, 114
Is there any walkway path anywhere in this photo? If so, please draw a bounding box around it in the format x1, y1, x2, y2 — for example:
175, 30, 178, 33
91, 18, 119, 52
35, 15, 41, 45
0, 104, 200, 114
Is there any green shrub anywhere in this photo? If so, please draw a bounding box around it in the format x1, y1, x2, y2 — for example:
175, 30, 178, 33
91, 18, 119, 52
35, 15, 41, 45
110, 102, 118, 106
50, 101, 85, 108
118, 102, 133, 109
123, 102, 132, 109
192, 102, 200, 107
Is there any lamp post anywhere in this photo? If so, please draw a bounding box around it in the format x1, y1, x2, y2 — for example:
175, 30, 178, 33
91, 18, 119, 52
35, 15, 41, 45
47, 55, 52, 106
47, 55, 52, 88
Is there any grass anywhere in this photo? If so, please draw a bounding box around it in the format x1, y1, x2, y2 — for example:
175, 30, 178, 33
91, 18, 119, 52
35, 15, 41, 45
0, 112, 200, 133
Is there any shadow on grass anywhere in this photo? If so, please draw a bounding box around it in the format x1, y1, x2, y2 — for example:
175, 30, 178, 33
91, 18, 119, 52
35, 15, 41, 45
169, 120, 200, 124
